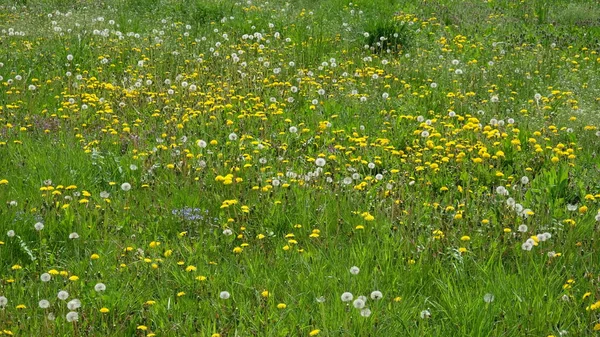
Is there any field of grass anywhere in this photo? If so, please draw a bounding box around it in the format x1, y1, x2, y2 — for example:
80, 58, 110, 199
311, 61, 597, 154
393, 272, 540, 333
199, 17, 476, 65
0, 0, 600, 335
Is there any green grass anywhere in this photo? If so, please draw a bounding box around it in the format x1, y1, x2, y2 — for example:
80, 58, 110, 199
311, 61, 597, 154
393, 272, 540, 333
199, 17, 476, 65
0, 0, 599, 336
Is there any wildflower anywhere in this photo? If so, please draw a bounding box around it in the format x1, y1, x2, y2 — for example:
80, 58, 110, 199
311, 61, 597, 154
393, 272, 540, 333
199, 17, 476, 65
483, 293, 495, 303
91, 254, 100, 260
137, 325, 147, 331
518, 225, 528, 233
100, 307, 109, 313
370, 291, 383, 300
420, 309, 431, 319
66, 311, 79, 322
57, 291, 69, 300
353, 299, 365, 309
0, 296, 7, 307
67, 299, 81, 310
309, 330, 321, 336
350, 266, 360, 275
16, 304, 26, 309
521, 241, 533, 251
40, 273, 51, 282
277, 303, 287, 309
7, 230, 15, 237
94, 283, 106, 292
121, 182, 131, 191
315, 158, 326, 167
219, 291, 230, 299
39, 300, 50, 309
360, 308, 372, 317
34, 222, 44, 231
341, 292, 353, 302
69, 232, 79, 239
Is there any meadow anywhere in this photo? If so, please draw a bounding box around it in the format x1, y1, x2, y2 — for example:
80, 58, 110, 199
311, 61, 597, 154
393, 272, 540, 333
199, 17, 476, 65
0, 0, 600, 335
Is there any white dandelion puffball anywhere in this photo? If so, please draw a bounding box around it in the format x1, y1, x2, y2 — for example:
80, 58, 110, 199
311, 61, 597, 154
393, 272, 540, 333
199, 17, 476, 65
34, 222, 44, 231
483, 293, 495, 303
353, 298, 365, 309
39, 299, 50, 309
350, 266, 360, 275
67, 299, 81, 310
370, 291, 383, 300
341, 292, 353, 302
40, 273, 51, 282
94, 283, 106, 292
360, 308, 372, 317
57, 290, 69, 300
121, 182, 131, 191
420, 309, 431, 319
66, 311, 79, 322
315, 157, 326, 167
0, 296, 7, 307
219, 291, 230, 300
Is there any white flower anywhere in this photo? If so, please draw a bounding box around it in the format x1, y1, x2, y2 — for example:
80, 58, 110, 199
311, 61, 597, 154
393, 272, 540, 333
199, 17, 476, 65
349, 266, 360, 275
47, 313, 55, 320
367, 162, 375, 169
483, 293, 494, 303
121, 182, 131, 191
219, 291, 230, 299
69, 232, 79, 239
370, 291, 383, 300
520, 176, 529, 184
228, 133, 238, 141
341, 292, 353, 302
34, 222, 44, 231
40, 273, 51, 282
420, 310, 431, 319
39, 299, 50, 309
197, 139, 207, 148
0, 296, 7, 307
315, 158, 326, 167
66, 311, 79, 322
289, 126, 298, 133
57, 290, 69, 300
496, 186, 508, 196
7, 230, 15, 237
360, 308, 372, 317
315, 296, 326, 303
567, 204, 578, 211
100, 191, 110, 199
420, 130, 429, 138
94, 283, 106, 292
430, 82, 437, 88
67, 299, 81, 310
353, 299, 365, 309
518, 225, 528, 233
223, 229, 233, 236
343, 177, 353, 185
521, 241, 533, 251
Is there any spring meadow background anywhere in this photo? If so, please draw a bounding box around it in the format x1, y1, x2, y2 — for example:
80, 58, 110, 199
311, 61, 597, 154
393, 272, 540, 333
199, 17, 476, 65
0, 0, 600, 335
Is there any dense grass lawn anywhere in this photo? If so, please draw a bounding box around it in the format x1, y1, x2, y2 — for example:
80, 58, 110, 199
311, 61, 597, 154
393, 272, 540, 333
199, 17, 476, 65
1, 0, 600, 335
